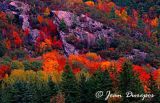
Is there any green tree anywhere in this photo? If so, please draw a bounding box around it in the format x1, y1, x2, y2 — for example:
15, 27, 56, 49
6, 81, 35, 103
78, 73, 93, 103
119, 61, 144, 103
109, 8, 117, 19
48, 76, 58, 97
87, 70, 113, 103
33, 82, 51, 103
96, 37, 107, 51
11, 60, 25, 70
115, 0, 136, 8
59, 20, 67, 32
23, 60, 32, 70
0, 85, 13, 103
31, 61, 42, 71
61, 64, 80, 103
137, 18, 145, 29
0, 75, 55, 103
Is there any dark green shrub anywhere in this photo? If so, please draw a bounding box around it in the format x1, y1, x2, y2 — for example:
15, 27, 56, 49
133, 42, 147, 52
93, 37, 107, 51
23, 60, 32, 70
23, 60, 43, 71
0, 57, 12, 65
109, 7, 118, 19
110, 39, 120, 48
9, 49, 27, 59
75, 40, 87, 50
59, 20, 67, 32
0, 43, 7, 57
137, 18, 145, 29
0, 61, 10, 65
98, 50, 120, 60
11, 60, 24, 70
144, 54, 155, 64
31, 61, 42, 71
117, 37, 133, 53
3, 57, 12, 62
0, 31, 3, 41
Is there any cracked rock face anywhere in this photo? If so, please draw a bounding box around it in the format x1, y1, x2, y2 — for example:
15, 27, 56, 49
10, 1, 30, 30
10, 1, 30, 13
54, 10, 117, 55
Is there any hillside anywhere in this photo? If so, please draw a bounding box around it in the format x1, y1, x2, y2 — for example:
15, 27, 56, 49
0, 0, 160, 103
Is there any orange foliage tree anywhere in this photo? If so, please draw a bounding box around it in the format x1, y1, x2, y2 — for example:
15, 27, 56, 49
85, 1, 95, 7
69, 53, 101, 73
37, 15, 44, 24
5, 39, 11, 49
97, 1, 116, 13
150, 17, 159, 27
42, 51, 66, 74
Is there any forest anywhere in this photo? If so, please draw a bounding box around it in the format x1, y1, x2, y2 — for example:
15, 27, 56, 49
0, 0, 160, 103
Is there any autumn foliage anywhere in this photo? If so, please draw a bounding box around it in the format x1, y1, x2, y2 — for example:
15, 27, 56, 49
42, 51, 66, 73
153, 69, 160, 89
0, 65, 10, 80
0, 1, 160, 102
84, 0, 159, 38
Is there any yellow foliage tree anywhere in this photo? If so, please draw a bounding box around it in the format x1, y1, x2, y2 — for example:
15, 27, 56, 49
120, 9, 128, 22
51, 71, 62, 84
3, 70, 37, 85
44, 7, 50, 16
